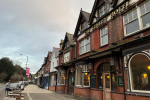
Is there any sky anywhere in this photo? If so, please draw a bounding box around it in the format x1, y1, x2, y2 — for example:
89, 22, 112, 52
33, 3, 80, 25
0, 0, 94, 74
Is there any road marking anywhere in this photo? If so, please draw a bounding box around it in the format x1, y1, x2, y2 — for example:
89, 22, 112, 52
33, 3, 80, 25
27, 93, 32, 100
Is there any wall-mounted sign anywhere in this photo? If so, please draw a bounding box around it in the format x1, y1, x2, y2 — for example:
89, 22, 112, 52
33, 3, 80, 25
90, 75, 96, 88
118, 76, 124, 87
85, 1, 129, 35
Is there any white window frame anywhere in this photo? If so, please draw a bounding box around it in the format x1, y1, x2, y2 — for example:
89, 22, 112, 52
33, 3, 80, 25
75, 66, 82, 86
57, 71, 61, 85
75, 65, 90, 87
98, 4, 106, 17
64, 52, 70, 63
128, 53, 150, 93
100, 26, 108, 46
123, 0, 150, 36
80, 37, 90, 55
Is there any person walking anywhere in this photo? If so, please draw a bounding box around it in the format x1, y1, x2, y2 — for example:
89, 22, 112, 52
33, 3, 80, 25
5, 80, 11, 96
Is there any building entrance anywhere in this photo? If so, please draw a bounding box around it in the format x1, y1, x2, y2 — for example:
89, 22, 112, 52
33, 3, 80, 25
68, 71, 75, 95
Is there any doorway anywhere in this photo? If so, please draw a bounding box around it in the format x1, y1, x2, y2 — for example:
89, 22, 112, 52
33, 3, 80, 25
68, 71, 75, 95
103, 73, 111, 100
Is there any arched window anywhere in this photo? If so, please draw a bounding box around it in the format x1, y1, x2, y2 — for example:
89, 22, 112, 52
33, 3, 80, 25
129, 53, 150, 91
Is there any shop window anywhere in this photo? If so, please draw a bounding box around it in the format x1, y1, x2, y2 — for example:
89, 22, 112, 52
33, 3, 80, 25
76, 66, 82, 86
124, 0, 150, 36
83, 73, 90, 86
80, 37, 90, 54
129, 53, 150, 92
105, 74, 110, 88
111, 73, 117, 90
100, 26, 108, 46
57, 71, 61, 85
75, 65, 90, 87
61, 75, 65, 85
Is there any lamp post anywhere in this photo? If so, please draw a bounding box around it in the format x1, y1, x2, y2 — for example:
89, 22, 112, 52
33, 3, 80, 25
20, 54, 28, 72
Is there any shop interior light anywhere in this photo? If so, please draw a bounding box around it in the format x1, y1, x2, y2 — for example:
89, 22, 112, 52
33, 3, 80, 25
107, 76, 110, 78
143, 74, 147, 78
101, 76, 103, 79
85, 73, 87, 75
148, 66, 150, 70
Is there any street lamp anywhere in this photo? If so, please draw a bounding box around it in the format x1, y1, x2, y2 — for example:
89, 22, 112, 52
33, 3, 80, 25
20, 54, 28, 70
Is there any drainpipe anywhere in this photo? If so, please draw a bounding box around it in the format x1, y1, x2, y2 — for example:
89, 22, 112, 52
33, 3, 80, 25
120, 51, 126, 100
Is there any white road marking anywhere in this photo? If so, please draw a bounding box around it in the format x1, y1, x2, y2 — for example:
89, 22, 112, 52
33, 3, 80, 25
27, 93, 32, 100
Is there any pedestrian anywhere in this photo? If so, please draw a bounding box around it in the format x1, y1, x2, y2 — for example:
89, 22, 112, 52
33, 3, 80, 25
5, 80, 11, 96
41, 81, 44, 89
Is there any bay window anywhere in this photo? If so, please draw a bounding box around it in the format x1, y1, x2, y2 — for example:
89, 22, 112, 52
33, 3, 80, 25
61, 75, 65, 85
124, 0, 150, 35
80, 37, 90, 54
75, 65, 90, 87
100, 26, 108, 46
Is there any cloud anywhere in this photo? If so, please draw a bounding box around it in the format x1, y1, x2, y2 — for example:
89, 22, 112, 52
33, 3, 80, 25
0, 0, 94, 73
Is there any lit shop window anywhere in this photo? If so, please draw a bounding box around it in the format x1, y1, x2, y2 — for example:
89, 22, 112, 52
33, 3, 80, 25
100, 26, 108, 46
61, 75, 65, 85
124, 0, 150, 35
129, 53, 150, 91
75, 65, 90, 87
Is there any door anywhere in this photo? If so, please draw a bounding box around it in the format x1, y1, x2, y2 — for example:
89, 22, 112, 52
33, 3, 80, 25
103, 73, 111, 100
68, 72, 75, 95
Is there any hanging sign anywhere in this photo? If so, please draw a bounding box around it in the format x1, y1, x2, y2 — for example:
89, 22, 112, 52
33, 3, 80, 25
26, 68, 30, 75
90, 75, 96, 88
118, 76, 124, 87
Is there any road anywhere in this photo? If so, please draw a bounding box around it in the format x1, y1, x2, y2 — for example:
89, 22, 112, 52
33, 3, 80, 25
22, 85, 77, 100
0, 84, 6, 100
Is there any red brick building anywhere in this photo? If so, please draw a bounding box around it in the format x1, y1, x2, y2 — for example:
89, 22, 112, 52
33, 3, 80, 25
56, 0, 150, 100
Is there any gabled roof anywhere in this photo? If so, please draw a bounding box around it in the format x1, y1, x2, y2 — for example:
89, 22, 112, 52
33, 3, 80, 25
73, 9, 91, 37
62, 32, 74, 50
47, 51, 52, 61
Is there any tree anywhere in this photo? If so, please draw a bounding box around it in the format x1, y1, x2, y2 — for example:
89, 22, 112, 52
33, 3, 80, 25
0, 57, 16, 81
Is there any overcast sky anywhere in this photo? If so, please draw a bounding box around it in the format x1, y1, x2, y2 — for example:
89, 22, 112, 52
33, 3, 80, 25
0, 0, 94, 74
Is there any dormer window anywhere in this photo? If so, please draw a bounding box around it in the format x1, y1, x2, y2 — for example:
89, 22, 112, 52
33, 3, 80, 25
81, 21, 86, 31
65, 41, 70, 49
98, 4, 106, 17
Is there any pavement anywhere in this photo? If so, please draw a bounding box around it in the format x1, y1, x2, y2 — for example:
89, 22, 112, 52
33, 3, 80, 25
0, 84, 7, 100
22, 85, 79, 100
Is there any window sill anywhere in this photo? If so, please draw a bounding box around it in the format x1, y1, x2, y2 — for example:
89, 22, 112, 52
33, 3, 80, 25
79, 51, 90, 56
126, 91, 150, 97
110, 90, 124, 94
123, 26, 150, 39
74, 86, 90, 89
90, 88, 103, 91
99, 44, 108, 48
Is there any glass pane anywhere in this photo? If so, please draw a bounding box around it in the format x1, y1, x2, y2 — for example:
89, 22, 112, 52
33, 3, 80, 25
145, 1, 150, 7
83, 73, 89, 86
124, 19, 128, 24
128, 11, 132, 17
105, 74, 110, 88
102, 34, 108, 45
133, 14, 137, 19
142, 12, 150, 28
82, 47, 84, 53
129, 16, 133, 22
140, 4, 145, 11
126, 19, 139, 35
133, 9, 137, 15
146, 5, 150, 12
86, 44, 90, 51
112, 73, 117, 90
130, 54, 150, 91
98, 74, 103, 88
61, 75, 65, 84
103, 63, 110, 71
105, 27, 108, 34
76, 67, 82, 85
69, 77, 71, 85
141, 9, 146, 15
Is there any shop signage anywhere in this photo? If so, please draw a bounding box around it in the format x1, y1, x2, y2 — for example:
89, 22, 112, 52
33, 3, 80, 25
85, 0, 130, 35
118, 76, 124, 87
90, 75, 96, 88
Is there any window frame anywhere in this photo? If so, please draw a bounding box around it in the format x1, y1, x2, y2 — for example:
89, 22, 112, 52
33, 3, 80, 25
98, 4, 106, 18
128, 53, 150, 93
100, 26, 108, 46
80, 37, 90, 55
123, 0, 150, 36
75, 65, 90, 87
60, 75, 65, 85
64, 52, 70, 63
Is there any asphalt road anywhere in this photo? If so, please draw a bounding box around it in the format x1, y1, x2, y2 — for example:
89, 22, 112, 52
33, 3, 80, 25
0, 84, 6, 100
